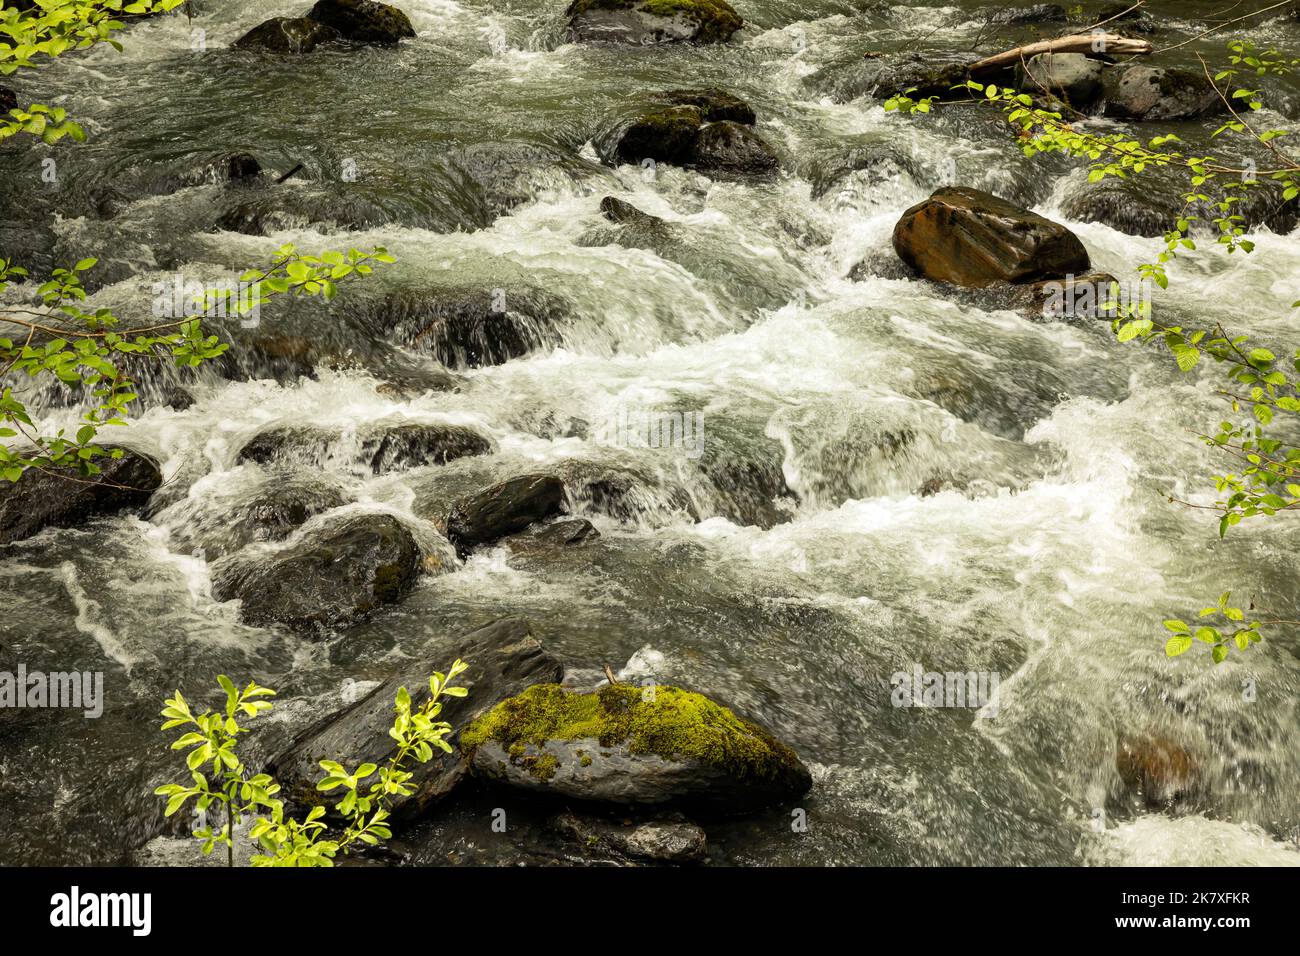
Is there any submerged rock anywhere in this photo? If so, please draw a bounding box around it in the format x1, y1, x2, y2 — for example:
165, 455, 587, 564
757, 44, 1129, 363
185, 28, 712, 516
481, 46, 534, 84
892, 186, 1090, 287
236, 422, 492, 475
444, 474, 568, 556
1102, 65, 1224, 122
1117, 734, 1202, 810
233, 16, 340, 53
566, 0, 742, 46
351, 286, 565, 369
211, 513, 421, 633
462, 683, 813, 810
0, 450, 162, 546
550, 809, 707, 864
691, 120, 779, 174
503, 517, 600, 553
268, 618, 564, 817
306, 0, 416, 44
175, 473, 352, 561
984, 3, 1067, 25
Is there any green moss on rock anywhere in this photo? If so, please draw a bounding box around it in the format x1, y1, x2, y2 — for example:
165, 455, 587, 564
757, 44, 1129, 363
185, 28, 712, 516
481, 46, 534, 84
462, 683, 803, 782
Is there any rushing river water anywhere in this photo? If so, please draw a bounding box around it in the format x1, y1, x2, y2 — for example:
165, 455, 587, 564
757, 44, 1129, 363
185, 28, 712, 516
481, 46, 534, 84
1, 0, 1299, 866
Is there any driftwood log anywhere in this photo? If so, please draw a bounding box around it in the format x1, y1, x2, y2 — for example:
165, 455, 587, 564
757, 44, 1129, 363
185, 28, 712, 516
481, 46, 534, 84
968, 33, 1153, 75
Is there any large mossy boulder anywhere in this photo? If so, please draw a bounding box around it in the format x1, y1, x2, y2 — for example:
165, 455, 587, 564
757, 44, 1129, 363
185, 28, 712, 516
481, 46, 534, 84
566, 0, 742, 46
268, 618, 564, 818
306, 0, 415, 44
691, 120, 778, 174
232, 16, 339, 53
462, 683, 813, 810
0, 450, 162, 546
1102, 65, 1225, 121
211, 513, 420, 634
444, 474, 568, 556
892, 186, 1090, 287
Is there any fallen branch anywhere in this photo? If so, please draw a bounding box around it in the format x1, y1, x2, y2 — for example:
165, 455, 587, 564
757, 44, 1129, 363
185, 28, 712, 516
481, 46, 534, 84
968, 33, 1153, 75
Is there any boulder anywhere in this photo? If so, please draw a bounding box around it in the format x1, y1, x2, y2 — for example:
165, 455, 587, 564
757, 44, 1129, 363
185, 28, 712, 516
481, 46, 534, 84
503, 517, 600, 553
848, 54, 982, 104
892, 186, 1090, 287
600, 196, 666, 228
211, 513, 420, 634
0, 450, 162, 546
232, 16, 340, 53
267, 618, 564, 818
550, 810, 707, 863
1102, 65, 1225, 121
444, 474, 568, 556
305, 0, 416, 45
612, 94, 778, 174
462, 682, 813, 811
1017, 53, 1104, 108
565, 0, 742, 46
236, 422, 492, 475
691, 120, 779, 174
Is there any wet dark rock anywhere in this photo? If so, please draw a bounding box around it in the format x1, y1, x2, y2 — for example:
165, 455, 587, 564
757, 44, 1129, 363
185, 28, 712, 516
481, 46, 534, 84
1094, 2, 1158, 33
503, 517, 600, 553
1017, 53, 1104, 109
216, 190, 390, 236
351, 286, 565, 369
848, 248, 919, 282
0, 86, 17, 114
462, 682, 813, 811
984, 3, 1067, 25
566, 0, 742, 46
162, 386, 196, 411
600, 196, 665, 228
691, 120, 779, 174
616, 105, 704, 166
268, 618, 564, 817
306, 0, 416, 45
365, 424, 494, 475
178, 474, 352, 561
236, 422, 492, 475
613, 94, 777, 174
550, 810, 707, 863
444, 474, 568, 556
211, 513, 420, 634
233, 17, 340, 53
1102, 65, 1225, 122
841, 53, 983, 104
651, 88, 755, 124
892, 186, 1090, 287
0, 450, 162, 546
1011, 271, 1122, 319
